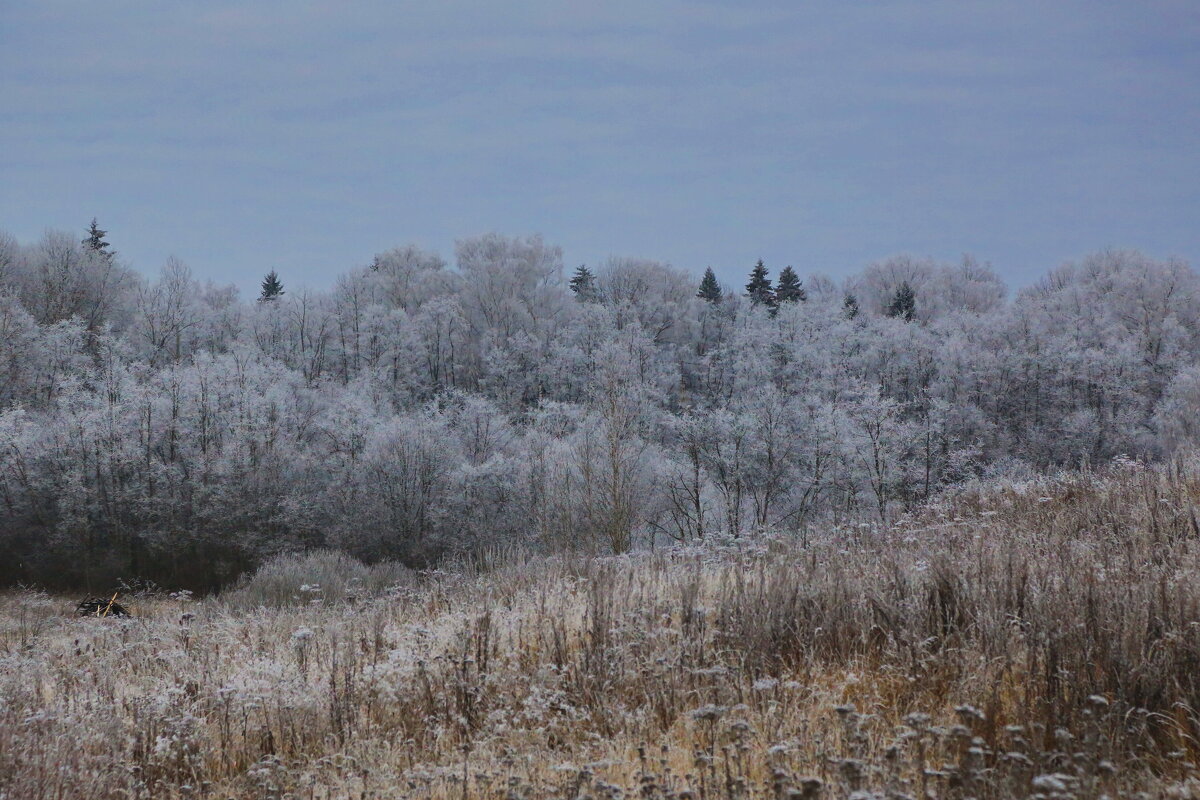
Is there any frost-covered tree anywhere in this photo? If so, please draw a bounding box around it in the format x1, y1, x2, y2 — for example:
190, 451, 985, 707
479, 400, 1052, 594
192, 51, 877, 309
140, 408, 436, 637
1153, 365, 1200, 452
595, 257, 696, 345
134, 257, 202, 365
15, 230, 134, 331
456, 233, 566, 341
370, 244, 454, 311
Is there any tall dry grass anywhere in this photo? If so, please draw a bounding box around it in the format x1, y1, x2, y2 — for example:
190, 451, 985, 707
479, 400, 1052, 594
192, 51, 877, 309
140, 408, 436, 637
2, 458, 1200, 798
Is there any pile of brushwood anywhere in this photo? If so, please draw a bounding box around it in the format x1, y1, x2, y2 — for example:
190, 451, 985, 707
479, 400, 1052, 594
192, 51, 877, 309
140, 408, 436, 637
75, 593, 130, 618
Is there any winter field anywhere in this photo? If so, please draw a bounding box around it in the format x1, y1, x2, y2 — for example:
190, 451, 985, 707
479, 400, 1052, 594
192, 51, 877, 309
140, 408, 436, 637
3, 460, 1200, 799
5, 2, 1200, 796
5, 231, 1200, 798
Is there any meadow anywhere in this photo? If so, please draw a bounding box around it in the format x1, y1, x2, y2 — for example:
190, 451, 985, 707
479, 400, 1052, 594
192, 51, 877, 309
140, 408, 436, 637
2, 459, 1200, 799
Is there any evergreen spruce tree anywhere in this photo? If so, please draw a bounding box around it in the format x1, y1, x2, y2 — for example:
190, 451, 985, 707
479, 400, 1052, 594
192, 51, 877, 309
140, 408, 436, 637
775, 266, 806, 305
569, 264, 598, 301
885, 281, 916, 322
843, 293, 860, 320
745, 259, 776, 309
697, 267, 723, 303
259, 270, 285, 303
82, 218, 114, 262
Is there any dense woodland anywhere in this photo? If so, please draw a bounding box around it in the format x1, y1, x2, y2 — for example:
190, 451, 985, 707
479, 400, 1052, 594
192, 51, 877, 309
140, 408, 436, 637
1, 223, 1198, 588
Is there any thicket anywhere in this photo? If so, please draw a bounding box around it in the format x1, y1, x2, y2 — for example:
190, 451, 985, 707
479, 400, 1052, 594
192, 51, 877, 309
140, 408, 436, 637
1, 226, 1199, 589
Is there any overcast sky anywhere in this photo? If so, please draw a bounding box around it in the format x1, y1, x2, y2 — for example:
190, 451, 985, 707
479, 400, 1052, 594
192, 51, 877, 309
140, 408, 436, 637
2, 1, 1198, 295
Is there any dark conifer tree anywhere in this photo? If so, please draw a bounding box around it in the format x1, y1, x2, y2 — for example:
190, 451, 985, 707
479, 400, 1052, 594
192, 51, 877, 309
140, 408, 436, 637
259, 270, 285, 303
843, 293, 860, 320
697, 267, 723, 303
82, 218, 114, 262
886, 281, 916, 322
569, 264, 598, 301
775, 266, 806, 305
745, 259, 775, 309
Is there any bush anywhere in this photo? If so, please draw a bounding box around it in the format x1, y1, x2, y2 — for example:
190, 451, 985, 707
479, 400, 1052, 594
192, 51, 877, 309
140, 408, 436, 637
220, 549, 415, 609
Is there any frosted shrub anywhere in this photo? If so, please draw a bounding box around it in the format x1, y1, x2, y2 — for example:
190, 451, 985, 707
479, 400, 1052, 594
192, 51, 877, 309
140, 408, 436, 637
221, 549, 414, 608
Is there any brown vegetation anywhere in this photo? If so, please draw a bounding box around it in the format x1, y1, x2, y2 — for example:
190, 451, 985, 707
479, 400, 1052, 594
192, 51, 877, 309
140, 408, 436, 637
2, 459, 1200, 798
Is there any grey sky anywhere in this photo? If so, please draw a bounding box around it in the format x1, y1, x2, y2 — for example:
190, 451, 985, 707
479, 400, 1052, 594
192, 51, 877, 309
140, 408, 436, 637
2, 1, 1198, 296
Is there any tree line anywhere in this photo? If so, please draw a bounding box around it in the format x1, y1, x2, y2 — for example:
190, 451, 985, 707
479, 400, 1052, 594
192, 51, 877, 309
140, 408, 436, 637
1, 222, 1198, 589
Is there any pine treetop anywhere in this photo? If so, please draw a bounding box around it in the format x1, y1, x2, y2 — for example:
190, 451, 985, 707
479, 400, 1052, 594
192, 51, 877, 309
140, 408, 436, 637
697, 267, 723, 303
843, 293, 860, 320
745, 259, 776, 308
259, 270, 285, 303
569, 264, 597, 301
886, 281, 916, 322
775, 266, 806, 304
83, 218, 114, 261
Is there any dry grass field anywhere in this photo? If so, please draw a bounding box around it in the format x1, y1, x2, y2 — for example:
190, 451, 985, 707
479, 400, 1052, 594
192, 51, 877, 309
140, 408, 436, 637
3, 459, 1200, 799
